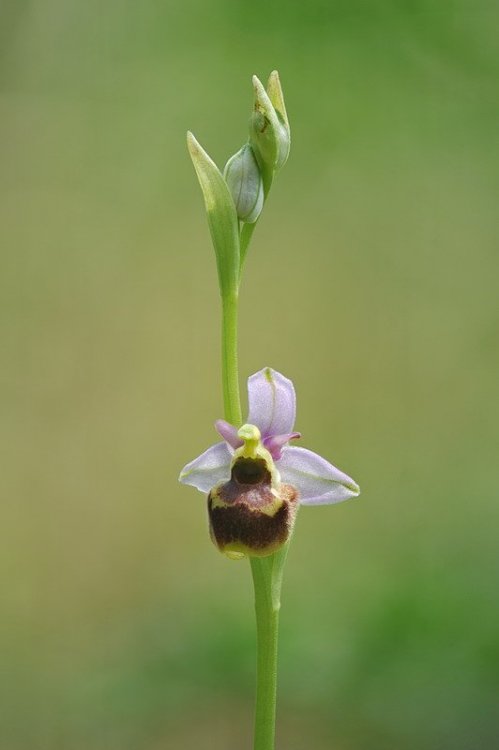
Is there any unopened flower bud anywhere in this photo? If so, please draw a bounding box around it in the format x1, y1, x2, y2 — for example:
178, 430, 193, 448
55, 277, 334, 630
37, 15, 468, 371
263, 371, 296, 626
249, 74, 290, 173
223, 144, 264, 224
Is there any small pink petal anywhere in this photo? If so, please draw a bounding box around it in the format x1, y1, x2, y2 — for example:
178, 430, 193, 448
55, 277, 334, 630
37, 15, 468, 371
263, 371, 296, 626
263, 432, 301, 460
215, 419, 243, 449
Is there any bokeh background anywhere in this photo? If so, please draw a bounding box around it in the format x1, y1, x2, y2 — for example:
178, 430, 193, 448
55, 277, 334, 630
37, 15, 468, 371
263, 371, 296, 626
1, 1, 498, 748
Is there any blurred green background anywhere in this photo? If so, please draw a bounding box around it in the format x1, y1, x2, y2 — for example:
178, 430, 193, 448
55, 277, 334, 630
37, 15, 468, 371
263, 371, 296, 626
1, 1, 498, 748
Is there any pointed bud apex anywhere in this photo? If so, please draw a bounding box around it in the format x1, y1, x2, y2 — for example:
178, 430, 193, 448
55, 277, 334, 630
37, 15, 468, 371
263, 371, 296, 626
266, 70, 289, 131
223, 144, 264, 224
249, 74, 290, 173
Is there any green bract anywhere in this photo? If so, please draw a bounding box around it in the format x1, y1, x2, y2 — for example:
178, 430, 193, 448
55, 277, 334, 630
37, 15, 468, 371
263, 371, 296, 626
187, 131, 240, 298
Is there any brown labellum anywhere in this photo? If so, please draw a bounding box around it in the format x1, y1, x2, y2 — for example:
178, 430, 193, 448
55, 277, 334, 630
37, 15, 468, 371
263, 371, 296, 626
207, 456, 299, 559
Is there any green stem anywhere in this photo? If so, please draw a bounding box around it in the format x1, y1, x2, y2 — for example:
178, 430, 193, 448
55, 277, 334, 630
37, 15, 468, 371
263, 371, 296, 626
239, 169, 273, 280
250, 543, 289, 750
221, 291, 242, 427
239, 223, 256, 276
221, 187, 285, 750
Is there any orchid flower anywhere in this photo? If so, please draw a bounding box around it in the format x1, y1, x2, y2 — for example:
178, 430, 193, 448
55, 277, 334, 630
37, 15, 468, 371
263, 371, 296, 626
179, 367, 360, 558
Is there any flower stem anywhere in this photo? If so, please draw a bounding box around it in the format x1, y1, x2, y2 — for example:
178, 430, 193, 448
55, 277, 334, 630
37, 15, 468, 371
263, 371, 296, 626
239, 170, 273, 280
221, 230, 285, 750
221, 290, 242, 427
239, 223, 256, 277
250, 544, 289, 750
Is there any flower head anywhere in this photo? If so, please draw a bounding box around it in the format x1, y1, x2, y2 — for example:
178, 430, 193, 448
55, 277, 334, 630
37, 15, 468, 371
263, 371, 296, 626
179, 368, 360, 559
